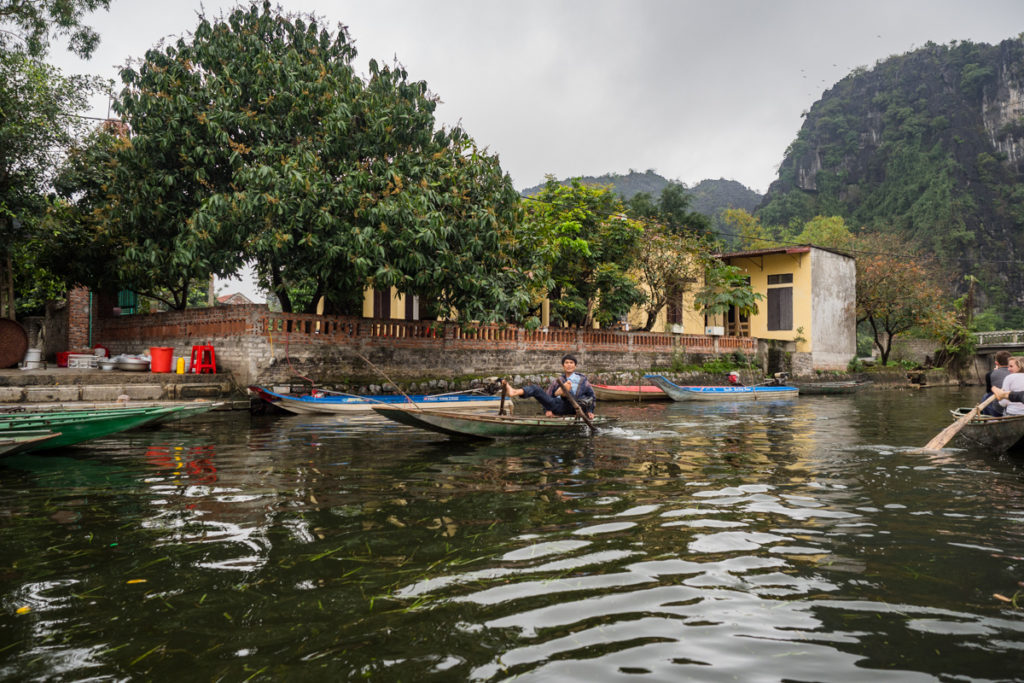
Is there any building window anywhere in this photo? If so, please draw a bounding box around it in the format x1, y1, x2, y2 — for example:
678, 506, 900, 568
117, 290, 137, 315
404, 294, 419, 321
767, 273, 793, 285
767, 287, 793, 330
372, 289, 391, 319
666, 287, 683, 325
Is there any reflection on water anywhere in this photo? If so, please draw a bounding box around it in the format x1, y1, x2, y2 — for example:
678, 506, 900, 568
2, 388, 1024, 681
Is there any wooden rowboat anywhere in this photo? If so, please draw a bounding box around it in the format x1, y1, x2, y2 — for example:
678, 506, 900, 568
591, 384, 669, 401
949, 408, 1024, 453
789, 380, 869, 395
645, 374, 799, 401
0, 400, 225, 415
372, 405, 607, 439
249, 386, 502, 415
0, 431, 59, 455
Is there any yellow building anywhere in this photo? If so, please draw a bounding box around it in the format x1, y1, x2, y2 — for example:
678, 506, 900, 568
635, 245, 856, 372
360, 244, 857, 372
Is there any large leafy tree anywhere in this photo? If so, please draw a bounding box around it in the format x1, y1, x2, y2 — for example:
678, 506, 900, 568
720, 208, 774, 250
634, 226, 712, 331
526, 178, 644, 327
854, 231, 949, 364
0, 0, 109, 317
792, 215, 854, 250
693, 262, 763, 333
0, 53, 101, 317
0, 0, 110, 58
103, 2, 529, 317
627, 182, 711, 235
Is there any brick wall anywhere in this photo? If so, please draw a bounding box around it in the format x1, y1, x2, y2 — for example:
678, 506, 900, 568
66, 287, 92, 350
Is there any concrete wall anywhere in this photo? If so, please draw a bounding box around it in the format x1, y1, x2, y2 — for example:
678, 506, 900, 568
810, 248, 856, 369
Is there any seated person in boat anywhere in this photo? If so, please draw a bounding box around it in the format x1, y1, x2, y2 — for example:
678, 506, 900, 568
727, 371, 744, 386
994, 356, 1024, 416
982, 350, 1011, 417
504, 354, 596, 419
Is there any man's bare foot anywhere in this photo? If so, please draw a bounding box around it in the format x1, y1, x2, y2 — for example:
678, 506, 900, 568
502, 380, 524, 397
544, 410, 554, 417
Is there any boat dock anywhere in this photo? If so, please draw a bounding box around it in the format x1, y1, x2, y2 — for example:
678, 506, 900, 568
0, 367, 250, 409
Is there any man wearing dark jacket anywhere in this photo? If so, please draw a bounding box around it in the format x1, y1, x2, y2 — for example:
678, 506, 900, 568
982, 350, 1011, 416
504, 354, 596, 419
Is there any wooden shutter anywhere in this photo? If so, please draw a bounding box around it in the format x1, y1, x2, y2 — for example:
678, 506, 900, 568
767, 287, 793, 331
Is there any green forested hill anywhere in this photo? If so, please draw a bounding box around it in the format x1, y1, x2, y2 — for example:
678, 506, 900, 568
519, 170, 670, 199
759, 36, 1024, 318
689, 178, 761, 216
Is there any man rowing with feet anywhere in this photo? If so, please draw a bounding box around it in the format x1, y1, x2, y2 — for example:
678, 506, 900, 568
503, 353, 597, 420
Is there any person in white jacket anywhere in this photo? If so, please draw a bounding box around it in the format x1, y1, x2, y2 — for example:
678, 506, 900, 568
997, 356, 1024, 415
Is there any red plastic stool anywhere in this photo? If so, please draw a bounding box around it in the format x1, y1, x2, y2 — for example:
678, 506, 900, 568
190, 345, 216, 374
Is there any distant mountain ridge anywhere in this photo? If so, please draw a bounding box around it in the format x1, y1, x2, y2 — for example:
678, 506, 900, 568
520, 171, 762, 239
519, 170, 672, 199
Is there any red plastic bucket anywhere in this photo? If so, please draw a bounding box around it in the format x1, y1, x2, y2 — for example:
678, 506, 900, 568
56, 351, 70, 367
149, 347, 174, 373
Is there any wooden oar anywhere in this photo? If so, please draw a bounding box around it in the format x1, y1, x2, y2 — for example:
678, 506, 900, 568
921, 394, 997, 450
556, 377, 598, 433
499, 379, 508, 416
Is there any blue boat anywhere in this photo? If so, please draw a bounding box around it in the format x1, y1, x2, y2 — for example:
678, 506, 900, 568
644, 374, 800, 401
249, 386, 503, 415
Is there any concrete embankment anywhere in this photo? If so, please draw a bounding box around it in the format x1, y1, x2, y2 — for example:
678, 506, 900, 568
0, 367, 249, 408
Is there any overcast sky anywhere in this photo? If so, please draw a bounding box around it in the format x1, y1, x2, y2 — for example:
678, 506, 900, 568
47, 0, 1024, 299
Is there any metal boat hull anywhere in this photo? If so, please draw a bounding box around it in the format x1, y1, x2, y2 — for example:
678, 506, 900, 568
592, 384, 669, 401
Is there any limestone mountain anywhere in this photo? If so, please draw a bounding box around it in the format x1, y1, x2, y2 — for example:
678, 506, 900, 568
758, 36, 1024, 316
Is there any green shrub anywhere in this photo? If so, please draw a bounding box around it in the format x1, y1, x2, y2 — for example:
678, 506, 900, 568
701, 356, 735, 374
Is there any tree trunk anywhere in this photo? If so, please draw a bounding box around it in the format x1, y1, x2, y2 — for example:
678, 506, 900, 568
271, 267, 292, 313
3, 254, 13, 320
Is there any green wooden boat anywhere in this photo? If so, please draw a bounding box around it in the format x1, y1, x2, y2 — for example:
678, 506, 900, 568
0, 406, 168, 426
0, 431, 59, 455
0, 402, 221, 426
149, 402, 222, 423
372, 405, 608, 439
0, 406, 180, 451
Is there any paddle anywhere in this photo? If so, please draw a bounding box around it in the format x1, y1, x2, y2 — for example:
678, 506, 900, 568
556, 377, 598, 433
499, 379, 508, 416
921, 394, 997, 450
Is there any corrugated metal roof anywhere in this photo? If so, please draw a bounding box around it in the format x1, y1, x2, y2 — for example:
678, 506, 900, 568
715, 244, 854, 260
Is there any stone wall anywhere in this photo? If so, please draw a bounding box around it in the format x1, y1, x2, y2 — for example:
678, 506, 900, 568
91, 306, 759, 387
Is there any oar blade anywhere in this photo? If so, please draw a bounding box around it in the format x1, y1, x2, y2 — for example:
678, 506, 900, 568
921, 395, 997, 450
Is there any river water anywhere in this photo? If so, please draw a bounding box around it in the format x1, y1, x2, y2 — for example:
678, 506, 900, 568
2, 387, 1024, 681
